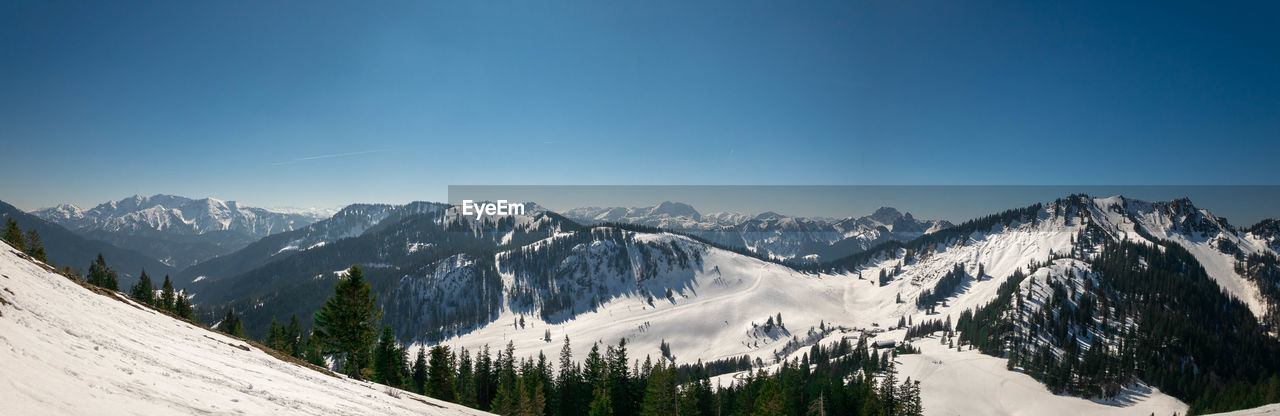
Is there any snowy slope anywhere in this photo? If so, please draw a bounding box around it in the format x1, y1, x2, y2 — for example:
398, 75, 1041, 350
408, 231, 858, 364
1089, 196, 1276, 320
420, 209, 1081, 370
897, 336, 1187, 416
0, 244, 486, 416
1213, 404, 1280, 415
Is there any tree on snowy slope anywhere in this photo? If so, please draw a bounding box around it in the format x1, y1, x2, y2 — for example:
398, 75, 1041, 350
3, 217, 25, 251
129, 269, 155, 305
25, 229, 46, 263
372, 326, 404, 387
412, 346, 428, 394
428, 344, 458, 402
639, 360, 678, 416
87, 253, 119, 291
217, 307, 245, 337
313, 265, 383, 379
173, 289, 193, 320
2, 219, 46, 263
159, 275, 176, 311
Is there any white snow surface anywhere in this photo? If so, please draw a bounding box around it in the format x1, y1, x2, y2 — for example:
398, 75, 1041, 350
898, 335, 1187, 416
1212, 404, 1280, 415
0, 246, 486, 416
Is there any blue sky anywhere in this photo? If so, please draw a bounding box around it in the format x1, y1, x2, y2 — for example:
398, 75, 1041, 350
2, 1, 1278, 214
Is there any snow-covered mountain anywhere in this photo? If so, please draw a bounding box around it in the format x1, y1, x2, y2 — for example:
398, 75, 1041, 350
562, 203, 954, 263
377, 194, 1279, 415
168, 194, 1280, 414
184, 201, 574, 313
31, 195, 335, 268
176, 201, 453, 288
0, 242, 487, 416
34, 194, 332, 236
0, 199, 176, 285
208, 194, 1280, 365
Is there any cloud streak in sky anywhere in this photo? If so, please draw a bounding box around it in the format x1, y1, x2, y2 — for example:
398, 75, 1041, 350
269, 149, 388, 166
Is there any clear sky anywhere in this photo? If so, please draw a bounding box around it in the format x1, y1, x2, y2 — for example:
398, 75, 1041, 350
2, 1, 1278, 213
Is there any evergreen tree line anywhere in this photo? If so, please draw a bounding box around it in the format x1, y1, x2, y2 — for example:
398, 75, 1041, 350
3, 217, 46, 263
257, 264, 921, 415
904, 316, 952, 341
43, 249, 198, 321
1235, 252, 1280, 331
498, 227, 704, 323
915, 263, 966, 313
946, 240, 1280, 414
125, 268, 195, 320
4, 217, 199, 320
216, 307, 329, 368
392, 334, 921, 416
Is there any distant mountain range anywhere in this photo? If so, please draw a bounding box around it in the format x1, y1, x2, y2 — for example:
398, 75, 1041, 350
563, 202, 954, 262
31, 194, 334, 268
0, 200, 175, 286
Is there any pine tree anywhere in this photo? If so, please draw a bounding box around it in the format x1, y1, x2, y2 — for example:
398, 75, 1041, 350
313, 265, 382, 379
372, 327, 403, 388
412, 346, 428, 394
24, 229, 45, 263
558, 336, 583, 416
217, 308, 245, 338
528, 375, 548, 416
752, 377, 786, 416
534, 352, 552, 416
900, 378, 923, 416
640, 361, 678, 416
267, 317, 283, 351
589, 383, 613, 416
457, 347, 477, 408
3, 217, 25, 252
607, 339, 633, 416
129, 269, 155, 305
87, 253, 119, 291
159, 275, 176, 311
879, 362, 898, 413
491, 341, 519, 414
173, 290, 193, 319
475, 346, 494, 411
585, 342, 612, 416
302, 330, 327, 367
428, 345, 458, 402
284, 315, 302, 357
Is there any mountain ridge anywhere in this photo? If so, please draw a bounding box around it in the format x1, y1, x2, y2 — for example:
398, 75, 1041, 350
31, 194, 333, 268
